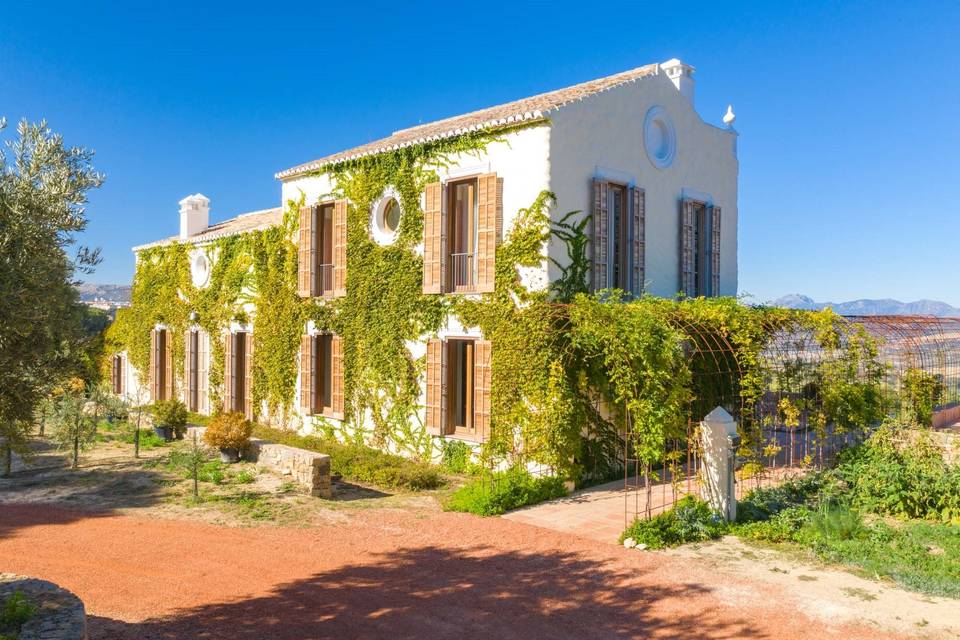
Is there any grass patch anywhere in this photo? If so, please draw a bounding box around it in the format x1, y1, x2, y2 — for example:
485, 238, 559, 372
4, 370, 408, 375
620, 496, 728, 549
253, 425, 444, 491
444, 467, 567, 516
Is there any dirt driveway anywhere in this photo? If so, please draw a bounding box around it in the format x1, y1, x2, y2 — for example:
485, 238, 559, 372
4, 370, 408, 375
0, 501, 916, 640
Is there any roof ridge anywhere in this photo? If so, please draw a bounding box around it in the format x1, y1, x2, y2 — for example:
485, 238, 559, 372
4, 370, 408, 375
276, 62, 660, 179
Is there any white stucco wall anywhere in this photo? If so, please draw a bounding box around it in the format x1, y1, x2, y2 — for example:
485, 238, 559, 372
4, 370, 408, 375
546, 71, 739, 297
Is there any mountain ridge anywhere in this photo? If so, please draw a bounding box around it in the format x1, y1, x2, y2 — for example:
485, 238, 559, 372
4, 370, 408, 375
773, 294, 960, 317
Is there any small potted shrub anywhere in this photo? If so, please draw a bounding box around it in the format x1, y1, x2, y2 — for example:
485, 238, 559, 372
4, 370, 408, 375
203, 412, 253, 463
152, 399, 188, 441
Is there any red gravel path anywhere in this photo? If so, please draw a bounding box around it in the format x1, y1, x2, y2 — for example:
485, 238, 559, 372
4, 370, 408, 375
0, 503, 896, 639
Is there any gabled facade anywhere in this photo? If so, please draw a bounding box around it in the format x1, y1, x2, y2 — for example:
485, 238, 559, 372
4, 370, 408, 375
113, 59, 739, 460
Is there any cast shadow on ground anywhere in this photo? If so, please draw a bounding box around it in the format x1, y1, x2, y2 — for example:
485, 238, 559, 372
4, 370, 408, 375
89, 544, 765, 640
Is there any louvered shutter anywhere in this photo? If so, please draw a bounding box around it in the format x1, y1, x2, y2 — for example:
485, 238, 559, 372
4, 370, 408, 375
477, 174, 502, 293
592, 178, 610, 291
331, 334, 344, 419
111, 356, 118, 394
710, 206, 721, 297
224, 333, 234, 413
198, 330, 209, 415
473, 340, 492, 442
679, 199, 696, 297
425, 339, 446, 434
149, 330, 158, 401
163, 331, 174, 402
422, 182, 445, 294
300, 335, 313, 414
629, 187, 646, 297
244, 332, 254, 420
333, 199, 347, 298
298, 205, 315, 297
184, 331, 195, 411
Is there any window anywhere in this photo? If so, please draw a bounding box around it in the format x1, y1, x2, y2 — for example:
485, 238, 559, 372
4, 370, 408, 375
152, 328, 170, 401
447, 339, 475, 436
229, 332, 247, 413
607, 183, 628, 290
187, 330, 200, 412
692, 203, 708, 296
383, 199, 401, 233
112, 355, 123, 395
679, 198, 719, 298
316, 204, 334, 295
312, 334, 333, 415
448, 178, 478, 291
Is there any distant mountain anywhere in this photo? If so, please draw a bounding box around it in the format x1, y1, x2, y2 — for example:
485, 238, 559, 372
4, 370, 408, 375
77, 283, 131, 304
773, 294, 960, 317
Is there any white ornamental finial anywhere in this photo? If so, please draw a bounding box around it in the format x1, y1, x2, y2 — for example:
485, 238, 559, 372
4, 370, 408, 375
722, 105, 736, 128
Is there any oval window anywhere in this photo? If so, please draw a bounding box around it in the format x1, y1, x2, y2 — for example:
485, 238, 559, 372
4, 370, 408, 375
371, 192, 403, 246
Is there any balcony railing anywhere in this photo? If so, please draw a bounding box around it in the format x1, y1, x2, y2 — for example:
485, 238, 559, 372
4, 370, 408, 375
450, 252, 476, 291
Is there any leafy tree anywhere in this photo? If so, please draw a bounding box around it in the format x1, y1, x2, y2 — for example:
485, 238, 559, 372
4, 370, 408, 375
50, 382, 104, 468
0, 119, 104, 441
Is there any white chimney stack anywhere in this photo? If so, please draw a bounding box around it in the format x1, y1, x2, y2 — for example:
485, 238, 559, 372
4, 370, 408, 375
179, 193, 210, 239
660, 58, 696, 105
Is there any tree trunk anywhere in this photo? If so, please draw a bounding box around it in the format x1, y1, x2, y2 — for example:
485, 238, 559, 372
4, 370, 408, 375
72, 429, 79, 469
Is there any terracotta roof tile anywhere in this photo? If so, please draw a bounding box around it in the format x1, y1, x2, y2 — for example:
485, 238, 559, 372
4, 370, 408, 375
132, 207, 283, 251
276, 63, 660, 179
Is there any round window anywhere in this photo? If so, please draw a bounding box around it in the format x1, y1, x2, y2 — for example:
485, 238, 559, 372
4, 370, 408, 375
370, 191, 403, 246
383, 198, 401, 233
191, 253, 210, 288
643, 106, 677, 169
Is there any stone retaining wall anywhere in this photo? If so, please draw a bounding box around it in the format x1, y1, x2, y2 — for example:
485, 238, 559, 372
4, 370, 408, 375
0, 573, 86, 640
184, 426, 332, 498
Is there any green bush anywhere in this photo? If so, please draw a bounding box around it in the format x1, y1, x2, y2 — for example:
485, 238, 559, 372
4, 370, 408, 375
440, 439, 475, 474
167, 449, 223, 484
736, 475, 824, 523
834, 424, 960, 522
253, 425, 443, 491
0, 590, 36, 637
619, 496, 727, 549
124, 428, 167, 449
445, 467, 568, 516
736, 506, 810, 543
153, 400, 188, 435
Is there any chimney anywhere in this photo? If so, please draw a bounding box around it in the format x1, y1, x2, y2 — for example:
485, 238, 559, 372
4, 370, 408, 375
660, 58, 696, 105
179, 193, 210, 239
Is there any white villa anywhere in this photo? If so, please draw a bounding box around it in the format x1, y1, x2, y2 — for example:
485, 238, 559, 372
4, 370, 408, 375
111, 58, 739, 453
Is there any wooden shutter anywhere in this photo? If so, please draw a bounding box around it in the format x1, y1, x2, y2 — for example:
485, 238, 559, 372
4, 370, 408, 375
679, 199, 696, 297
629, 187, 646, 297
473, 340, 492, 442
224, 333, 234, 413
710, 206, 721, 297
298, 205, 316, 297
425, 339, 446, 434
422, 181, 445, 294
149, 330, 158, 401
333, 199, 347, 298
163, 331, 174, 402
184, 331, 195, 411
331, 334, 344, 419
300, 335, 313, 415
244, 332, 254, 420
592, 178, 609, 291
476, 174, 502, 293
198, 330, 209, 415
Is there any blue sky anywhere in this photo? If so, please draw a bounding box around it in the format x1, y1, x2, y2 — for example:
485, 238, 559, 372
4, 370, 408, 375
2, 0, 958, 305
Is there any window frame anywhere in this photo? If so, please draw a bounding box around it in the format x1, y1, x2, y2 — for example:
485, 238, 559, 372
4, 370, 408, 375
446, 176, 479, 293
446, 338, 476, 438
311, 333, 335, 417
606, 182, 629, 291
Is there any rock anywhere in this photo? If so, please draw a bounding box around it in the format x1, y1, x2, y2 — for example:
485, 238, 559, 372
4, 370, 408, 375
623, 537, 637, 549
636, 543, 648, 551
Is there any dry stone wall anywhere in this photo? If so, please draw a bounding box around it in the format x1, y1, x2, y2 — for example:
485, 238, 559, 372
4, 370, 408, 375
0, 573, 86, 640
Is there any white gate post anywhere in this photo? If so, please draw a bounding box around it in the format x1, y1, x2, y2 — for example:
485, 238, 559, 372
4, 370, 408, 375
700, 406, 739, 522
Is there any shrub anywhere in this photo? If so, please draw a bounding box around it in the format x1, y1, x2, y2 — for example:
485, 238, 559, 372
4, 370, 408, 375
253, 425, 443, 491
0, 590, 36, 637
736, 506, 810, 543
125, 428, 167, 449
153, 400, 188, 434
445, 467, 568, 516
736, 474, 824, 523
619, 496, 727, 549
440, 439, 475, 474
203, 412, 253, 451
